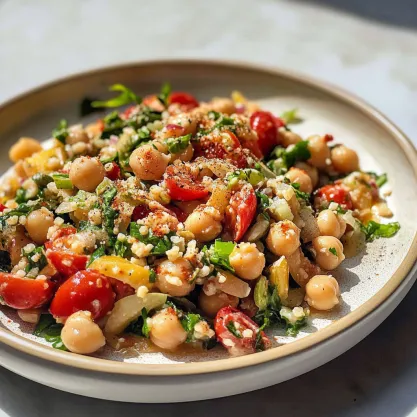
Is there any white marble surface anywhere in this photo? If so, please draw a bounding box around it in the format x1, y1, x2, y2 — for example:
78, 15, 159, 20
1, 0, 417, 415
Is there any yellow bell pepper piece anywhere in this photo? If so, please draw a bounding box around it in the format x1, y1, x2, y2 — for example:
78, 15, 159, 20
23, 141, 66, 176
89, 255, 152, 290
269, 256, 289, 301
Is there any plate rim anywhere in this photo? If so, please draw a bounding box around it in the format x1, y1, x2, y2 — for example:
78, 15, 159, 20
0, 58, 416, 376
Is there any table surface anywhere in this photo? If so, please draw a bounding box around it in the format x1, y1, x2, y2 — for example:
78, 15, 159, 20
1, 0, 417, 415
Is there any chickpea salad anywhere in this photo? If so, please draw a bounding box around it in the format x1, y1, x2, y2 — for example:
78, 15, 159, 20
0, 84, 400, 357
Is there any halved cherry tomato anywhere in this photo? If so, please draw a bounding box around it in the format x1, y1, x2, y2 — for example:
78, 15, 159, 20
165, 204, 188, 222
168, 92, 199, 110
214, 306, 271, 355
132, 205, 151, 222
108, 277, 135, 301
164, 163, 209, 201
315, 184, 353, 210
240, 138, 263, 159
0, 273, 55, 309
225, 184, 257, 241
45, 227, 88, 277
250, 111, 280, 156
50, 270, 115, 320
97, 119, 105, 132
104, 161, 121, 180
0, 204, 6, 212
194, 130, 248, 168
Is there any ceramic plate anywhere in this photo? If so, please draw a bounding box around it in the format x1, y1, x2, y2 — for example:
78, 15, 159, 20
0, 60, 416, 402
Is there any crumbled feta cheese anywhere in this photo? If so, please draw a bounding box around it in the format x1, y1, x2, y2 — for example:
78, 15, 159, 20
242, 329, 253, 338
136, 286, 149, 298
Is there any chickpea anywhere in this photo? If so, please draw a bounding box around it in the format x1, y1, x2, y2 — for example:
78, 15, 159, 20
266, 220, 300, 257
66, 127, 89, 145
279, 129, 302, 147
184, 205, 222, 242
285, 167, 313, 193
149, 309, 187, 350
331, 145, 359, 173
171, 143, 194, 163
312, 236, 345, 270
129, 144, 170, 181
199, 291, 239, 318
307, 135, 331, 169
294, 162, 319, 188
26, 208, 55, 244
317, 210, 346, 238
156, 258, 195, 297
61, 311, 105, 354
167, 113, 198, 135
9, 137, 42, 163
305, 275, 340, 310
9, 226, 33, 265
207, 98, 236, 115
69, 157, 105, 192
229, 243, 265, 280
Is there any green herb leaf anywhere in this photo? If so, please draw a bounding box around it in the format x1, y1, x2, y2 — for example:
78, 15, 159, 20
165, 134, 191, 154
180, 312, 205, 342
291, 182, 311, 202
226, 321, 242, 338
52, 173, 73, 190
280, 108, 302, 125
208, 111, 221, 120
360, 221, 400, 242
32, 173, 53, 189
34, 314, 67, 351
92, 84, 141, 108
22, 246, 47, 276
129, 223, 173, 255
329, 247, 337, 256
157, 82, 172, 106
141, 308, 150, 338
114, 239, 130, 258
269, 140, 311, 173
52, 119, 69, 144
204, 240, 236, 273
87, 244, 106, 267
149, 269, 157, 283
367, 172, 388, 188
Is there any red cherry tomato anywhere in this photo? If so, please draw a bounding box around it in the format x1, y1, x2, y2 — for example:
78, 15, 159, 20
45, 227, 88, 277
104, 161, 121, 180
164, 204, 188, 222
50, 270, 115, 320
316, 184, 353, 210
108, 277, 135, 301
142, 95, 165, 112
214, 307, 271, 355
0, 273, 55, 309
250, 111, 280, 156
168, 92, 199, 110
97, 119, 105, 132
194, 130, 248, 168
164, 164, 209, 201
240, 138, 263, 159
225, 184, 257, 241
0, 204, 6, 212
132, 205, 151, 222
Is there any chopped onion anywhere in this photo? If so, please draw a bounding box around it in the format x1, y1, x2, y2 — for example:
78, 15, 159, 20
244, 214, 270, 242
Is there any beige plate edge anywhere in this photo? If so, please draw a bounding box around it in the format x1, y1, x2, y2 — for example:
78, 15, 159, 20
0, 59, 416, 377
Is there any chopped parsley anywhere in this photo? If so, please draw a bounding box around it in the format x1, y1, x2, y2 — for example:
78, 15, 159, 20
360, 221, 400, 242
180, 312, 204, 342
87, 244, 106, 267
34, 314, 67, 351
291, 182, 311, 202
149, 269, 157, 283
255, 191, 271, 220
22, 246, 47, 276
129, 223, 173, 255
268, 140, 311, 174
203, 240, 236, 273
367, 172, 388, 188
52, 119, 69, 144
329, 247, 337, 256
125, 308, 151, 338
114, 239, 131, 258
226, 321, 242, 338
92, 84, 141, 108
